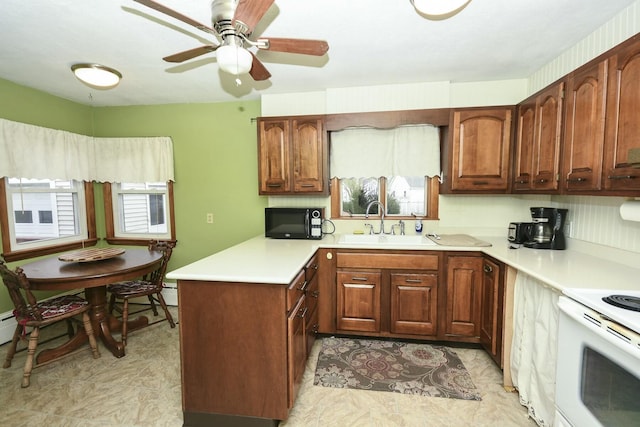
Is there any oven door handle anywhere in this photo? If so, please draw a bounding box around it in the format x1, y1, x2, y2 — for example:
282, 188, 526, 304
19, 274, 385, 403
558, 297, 638, 358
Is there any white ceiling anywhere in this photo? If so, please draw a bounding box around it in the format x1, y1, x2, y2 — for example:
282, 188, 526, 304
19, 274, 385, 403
0, 0, 636, 107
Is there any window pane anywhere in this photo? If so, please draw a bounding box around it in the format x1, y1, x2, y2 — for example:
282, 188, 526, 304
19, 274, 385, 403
340, 177, 379, 216
114, 182, 169, 237
8, 178, 82, 245
386, 176, 426, 216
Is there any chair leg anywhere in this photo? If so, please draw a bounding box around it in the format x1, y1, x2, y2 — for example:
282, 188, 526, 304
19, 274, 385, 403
108, 293, 116, 315
81, 312, 101, 359
22, 326, 40, 388
3, 324, 21, 369
147, 294, 159, 316
156, 292, 176, 328
121, 298, 129, 347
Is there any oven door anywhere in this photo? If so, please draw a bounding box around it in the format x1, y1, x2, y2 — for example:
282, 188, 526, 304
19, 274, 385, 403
555, 296, 640, 427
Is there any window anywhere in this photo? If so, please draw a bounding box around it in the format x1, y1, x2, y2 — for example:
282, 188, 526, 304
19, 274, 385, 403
104, 181, 175, 245
0, 178, 97, 261
331, 176, 439, 219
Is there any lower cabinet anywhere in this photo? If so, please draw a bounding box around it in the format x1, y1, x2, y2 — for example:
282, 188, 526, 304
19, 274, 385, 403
479, 256, 505, 367
179, 254, 320, 426
325, 249, 505, 365
390, 272, 438, 336
444, 254, 483, 339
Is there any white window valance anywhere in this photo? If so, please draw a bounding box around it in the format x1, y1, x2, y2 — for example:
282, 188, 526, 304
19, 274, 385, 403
330, 124, 441, 178
0, 118, 174, 182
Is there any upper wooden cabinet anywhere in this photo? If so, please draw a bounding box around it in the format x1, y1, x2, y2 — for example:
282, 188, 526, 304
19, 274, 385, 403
513, 82, 564, 193
443, 107, 513, 193
562, 60, 607, 192
603, 35, 640, 192
257, 116, 329, 195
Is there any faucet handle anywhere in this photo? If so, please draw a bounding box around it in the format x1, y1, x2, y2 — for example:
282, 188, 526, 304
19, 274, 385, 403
364, 223, 374, 235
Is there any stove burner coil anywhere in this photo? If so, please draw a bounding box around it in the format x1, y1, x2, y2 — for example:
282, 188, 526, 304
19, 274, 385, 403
602, 295, 640, 312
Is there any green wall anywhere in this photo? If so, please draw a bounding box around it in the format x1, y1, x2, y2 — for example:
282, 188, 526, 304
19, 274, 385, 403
92, 101, 267, 271
0, 77, 268, 313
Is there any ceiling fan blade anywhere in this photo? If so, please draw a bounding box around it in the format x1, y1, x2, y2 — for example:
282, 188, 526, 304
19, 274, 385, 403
233, 0, 275, 34
260, 37, 329, 56
163, 45, 218, 63
134, 0, 216, 35
249, 52, 271, 81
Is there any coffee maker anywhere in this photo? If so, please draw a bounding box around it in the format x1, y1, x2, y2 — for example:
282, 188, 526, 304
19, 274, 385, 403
523, 207, 568, 250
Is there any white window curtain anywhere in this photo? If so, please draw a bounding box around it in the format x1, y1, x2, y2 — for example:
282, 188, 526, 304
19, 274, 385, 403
0, 118, 174, 182
330, 124, 440, 178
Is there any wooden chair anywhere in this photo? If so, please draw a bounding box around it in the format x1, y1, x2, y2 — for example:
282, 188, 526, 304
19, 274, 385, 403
107, 240, 176, 346
0, 258, 101, 388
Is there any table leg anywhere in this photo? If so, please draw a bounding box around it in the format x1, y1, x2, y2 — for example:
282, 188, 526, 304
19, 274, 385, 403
84, 286, 126, 358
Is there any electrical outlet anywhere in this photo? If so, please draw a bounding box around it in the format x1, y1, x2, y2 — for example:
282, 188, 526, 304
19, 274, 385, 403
206, 213, 213, 224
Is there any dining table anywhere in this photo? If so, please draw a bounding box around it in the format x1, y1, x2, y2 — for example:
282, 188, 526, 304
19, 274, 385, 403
20, 247, 163, 362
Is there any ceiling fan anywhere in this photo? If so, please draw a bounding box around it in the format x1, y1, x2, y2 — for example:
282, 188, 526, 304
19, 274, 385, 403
133, 0, 329, 81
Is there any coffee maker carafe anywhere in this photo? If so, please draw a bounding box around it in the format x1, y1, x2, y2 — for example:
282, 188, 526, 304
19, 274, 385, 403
524, 207, 568, 250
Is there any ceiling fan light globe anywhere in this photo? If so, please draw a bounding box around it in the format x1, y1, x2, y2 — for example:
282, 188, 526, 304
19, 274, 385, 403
217, 45, 253, 75
411, 0, 471, 19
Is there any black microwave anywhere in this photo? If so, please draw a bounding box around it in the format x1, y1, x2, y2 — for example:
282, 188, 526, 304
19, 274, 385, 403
265, 207, 323, 240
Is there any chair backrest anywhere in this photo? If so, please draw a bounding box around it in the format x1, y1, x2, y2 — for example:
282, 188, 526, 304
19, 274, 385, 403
0, 258, 43, 321
146, 240, 176, 289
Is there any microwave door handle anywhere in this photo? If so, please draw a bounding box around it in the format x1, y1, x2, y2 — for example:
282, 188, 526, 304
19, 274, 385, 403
305, 211, 310, 236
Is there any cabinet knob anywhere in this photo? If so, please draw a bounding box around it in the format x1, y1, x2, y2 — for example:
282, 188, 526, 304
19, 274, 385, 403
483, 264, 493, 273
567, 177, 587, 183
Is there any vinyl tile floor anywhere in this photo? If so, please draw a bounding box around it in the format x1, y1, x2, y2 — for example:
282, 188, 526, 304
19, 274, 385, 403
0, 306, 536, 427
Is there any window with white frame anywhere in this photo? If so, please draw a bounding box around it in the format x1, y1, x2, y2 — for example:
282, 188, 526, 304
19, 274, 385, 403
104, 181, 174, 244
0, 178, 94, 259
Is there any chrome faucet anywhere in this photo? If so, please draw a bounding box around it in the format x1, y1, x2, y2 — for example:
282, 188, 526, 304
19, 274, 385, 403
365, 201, 386, 234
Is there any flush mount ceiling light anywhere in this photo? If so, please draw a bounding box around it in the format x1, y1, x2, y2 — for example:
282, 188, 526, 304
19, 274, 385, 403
411, 0, 472, 20
216, 36, 253, 76
71, 63, 122, 89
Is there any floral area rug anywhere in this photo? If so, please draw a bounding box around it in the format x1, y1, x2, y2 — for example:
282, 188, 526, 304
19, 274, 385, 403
313, 337, 482, 401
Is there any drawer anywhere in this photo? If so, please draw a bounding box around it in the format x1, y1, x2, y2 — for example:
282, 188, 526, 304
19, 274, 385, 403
305, 274, 319, 317
287, 270, 307, 313
336, 252, 439, 270
304, 253, 319, 282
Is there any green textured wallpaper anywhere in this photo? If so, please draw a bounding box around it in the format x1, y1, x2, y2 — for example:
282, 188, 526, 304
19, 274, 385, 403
0, 77, 267, 313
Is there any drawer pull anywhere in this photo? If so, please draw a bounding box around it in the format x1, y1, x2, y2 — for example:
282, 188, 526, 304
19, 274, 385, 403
350, 277, 369, 281
266, 183, 283, 187
607, 175, 636, 180
297, 306, 308, 318
473, 181, 489, 185
404, 279, 422, 283
484, 264, 493, 273
300, 184, 315, 187
297, 280, 309, 292
534, 178, 547, 184
567, 177, 586, 183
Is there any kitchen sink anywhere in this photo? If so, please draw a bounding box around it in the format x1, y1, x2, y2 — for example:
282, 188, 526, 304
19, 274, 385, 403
338, 234, 437, 246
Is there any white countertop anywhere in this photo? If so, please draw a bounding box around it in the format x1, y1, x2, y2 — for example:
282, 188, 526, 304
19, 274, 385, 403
167, 233, 640, 292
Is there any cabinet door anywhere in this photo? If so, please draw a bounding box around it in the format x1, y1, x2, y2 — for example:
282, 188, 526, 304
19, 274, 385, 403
287, 296, 306, 409
563, 60, 607, 192
513, 101, 536, 190
532, 83, 563, 191
291, 117, 327, 194
479, 258, 503, 367
445, 256, 483, 338
390, 272, 438, 336
448, 108, 512, 192
336, 270, 381, 332
604, 37, 640, 191
258, 119, 291, 194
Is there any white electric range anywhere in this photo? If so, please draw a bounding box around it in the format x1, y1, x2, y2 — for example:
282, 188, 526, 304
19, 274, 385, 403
554, 288, 640, 427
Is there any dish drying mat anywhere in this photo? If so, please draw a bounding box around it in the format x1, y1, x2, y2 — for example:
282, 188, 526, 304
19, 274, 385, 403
426, 234, 492, 247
